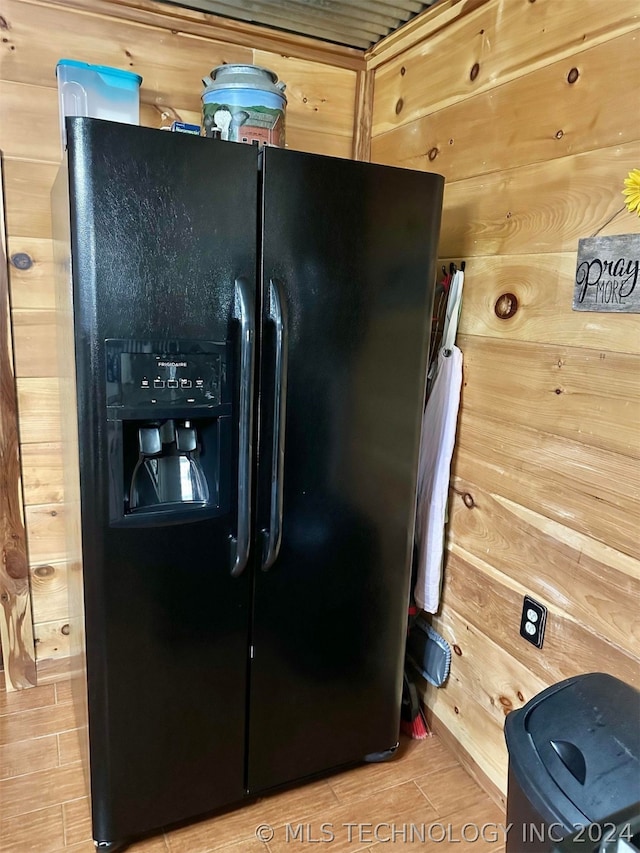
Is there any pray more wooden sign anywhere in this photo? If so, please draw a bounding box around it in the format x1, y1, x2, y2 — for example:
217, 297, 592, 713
574, 234, 640, 312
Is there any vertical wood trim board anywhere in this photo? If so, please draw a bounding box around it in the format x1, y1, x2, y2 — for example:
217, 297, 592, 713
0, 156, 37, 691
352, 68, 375, 162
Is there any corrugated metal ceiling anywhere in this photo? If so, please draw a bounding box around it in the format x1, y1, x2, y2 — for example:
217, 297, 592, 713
177, 0, 437, 50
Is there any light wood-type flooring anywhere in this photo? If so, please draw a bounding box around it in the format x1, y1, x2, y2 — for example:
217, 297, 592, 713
1, 672, 506, 852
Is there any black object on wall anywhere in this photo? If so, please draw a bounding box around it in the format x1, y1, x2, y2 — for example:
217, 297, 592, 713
55, 117, 444, 850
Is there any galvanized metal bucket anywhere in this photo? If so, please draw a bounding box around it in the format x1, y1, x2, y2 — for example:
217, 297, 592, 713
201, 64, 287, 147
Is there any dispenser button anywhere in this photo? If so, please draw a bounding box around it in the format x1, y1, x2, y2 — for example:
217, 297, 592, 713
195, 379, 204, 388
176, 426, 197, 452
153, 379, 165, 389
167, 379, 179, 389
180, 379, 192, 389
138, 426, 162, 455
140, 379, 150, 389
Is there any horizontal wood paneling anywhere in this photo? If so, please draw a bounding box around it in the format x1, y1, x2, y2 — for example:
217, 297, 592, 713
439, 143, 640, 259
0, 82, 60, 163
371, 0, 640, 798
12, 311, 57, 377
423, 605, 545, 795
18, 443, 64, 506
441, 548, 640, 690
6, 238, 56, 310
422, 665, 507, 795
45, 0, 365, 69
366, 0, 484, 69
254, 51, 357, 139
16, 379, 61, 444
371, 0, 638, 135
278, 126, 353, 159
371, 31, 640, 180
33, 620, 71, 661
0, 10, 356, 166
1, 0, 252, 103
454, 254, 640, 354
23, 505, 66, 565
459, 335, 639, 457
449, 476, 639, 653
30, 562, 70, 624
3, 160, 58, 240
433, 606, 549, 723
454, 410, 640, 560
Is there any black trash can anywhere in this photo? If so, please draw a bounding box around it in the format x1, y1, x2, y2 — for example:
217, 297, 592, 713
504, 673, 640, 853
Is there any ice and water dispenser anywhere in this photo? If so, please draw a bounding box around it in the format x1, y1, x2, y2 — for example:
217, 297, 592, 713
105, 340, 231, 526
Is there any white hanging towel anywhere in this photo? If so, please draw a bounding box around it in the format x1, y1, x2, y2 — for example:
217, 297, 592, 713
414, 270, 464, 613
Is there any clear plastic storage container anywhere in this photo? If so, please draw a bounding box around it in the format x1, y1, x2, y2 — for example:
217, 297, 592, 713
56, 59, 142, 149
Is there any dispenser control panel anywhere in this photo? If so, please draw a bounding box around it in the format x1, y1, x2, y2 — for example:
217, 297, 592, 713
106, 340, 227, 409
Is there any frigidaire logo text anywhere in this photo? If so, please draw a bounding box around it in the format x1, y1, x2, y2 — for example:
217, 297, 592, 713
158, 361, 187, 367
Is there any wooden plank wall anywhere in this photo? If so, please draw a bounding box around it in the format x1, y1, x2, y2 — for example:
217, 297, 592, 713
0, 0, 363, 674
367, 0, 640, 800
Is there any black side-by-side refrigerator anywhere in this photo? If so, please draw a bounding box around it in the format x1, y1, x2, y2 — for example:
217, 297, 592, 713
53, 117, 443, 850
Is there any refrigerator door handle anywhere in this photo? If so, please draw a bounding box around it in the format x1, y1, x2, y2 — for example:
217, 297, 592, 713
261, 278, 288, 571
230, 277, 255, 577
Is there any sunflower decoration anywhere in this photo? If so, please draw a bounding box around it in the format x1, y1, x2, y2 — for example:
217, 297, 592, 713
622, 168, 640, 216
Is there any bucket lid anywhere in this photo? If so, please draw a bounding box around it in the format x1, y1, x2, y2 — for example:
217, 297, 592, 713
56, 59, 143, 87
202, 64, 286, 102
505, 673, 640, 826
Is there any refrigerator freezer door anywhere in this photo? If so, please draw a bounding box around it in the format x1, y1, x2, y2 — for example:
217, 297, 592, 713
66, 119, 258, 844
249, 147, 444, 792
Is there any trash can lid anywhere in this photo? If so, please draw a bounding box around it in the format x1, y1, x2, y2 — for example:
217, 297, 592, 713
506, 673, 640, 826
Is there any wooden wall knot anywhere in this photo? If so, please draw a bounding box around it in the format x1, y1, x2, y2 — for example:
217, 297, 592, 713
34, 564, 55, 578
499, 695, 513, 714
3, 547, 28, 580
462, 492, 475, 509
395, 98, 404, 115
567, 67, 580, 84
453, 644, 462, 656
470, 62, 480, 82
494, 293, 518, 319
0, 15, 9, 30
428, 147, 439, 162
10, 252, 32, 270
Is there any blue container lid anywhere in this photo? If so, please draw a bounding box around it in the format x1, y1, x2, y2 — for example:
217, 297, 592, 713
56, 59, 142, 89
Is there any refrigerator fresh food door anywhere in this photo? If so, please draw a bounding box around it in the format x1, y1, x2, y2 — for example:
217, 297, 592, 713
65, 119, 257, 844
249, 147, 444, 792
